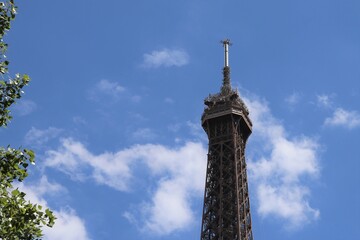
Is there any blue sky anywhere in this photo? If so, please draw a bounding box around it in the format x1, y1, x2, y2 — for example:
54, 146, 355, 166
1, 0, 360, 239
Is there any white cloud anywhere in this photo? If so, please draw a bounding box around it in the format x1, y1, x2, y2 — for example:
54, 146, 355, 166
15, 177, 90, 240
45, 139, 207, 235
257, 184, 319, 229
324, 107, 360, 129
12, 99, 37, 116
244, 95, 320, 229
88, 79, 143, 104
144, 179, 194, 234
43, 209, 90, 240
315, 94, 360, 129
24, 127, 63, 147
44, 139, 133, 191
88, 79, 126, 101
97, 79, 125, 95
32, 176, 67, 196
139, 142, 207, 234
142, 49, 189, 68
316, 94, 333, 109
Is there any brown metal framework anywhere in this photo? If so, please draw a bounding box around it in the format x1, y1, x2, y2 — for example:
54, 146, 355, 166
200, 41, 254, 240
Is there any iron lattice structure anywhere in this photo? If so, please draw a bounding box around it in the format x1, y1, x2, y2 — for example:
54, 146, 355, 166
200, 40, 254, 240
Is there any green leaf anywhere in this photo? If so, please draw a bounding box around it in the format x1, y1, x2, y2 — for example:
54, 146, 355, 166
11, 188, 19, 196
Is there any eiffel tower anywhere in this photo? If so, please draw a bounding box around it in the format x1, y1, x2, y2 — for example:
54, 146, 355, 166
200, 39, 254, 240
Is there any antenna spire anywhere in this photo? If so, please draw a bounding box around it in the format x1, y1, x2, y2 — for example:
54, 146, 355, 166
220, 39, 232, 94
221, 39, 232, 67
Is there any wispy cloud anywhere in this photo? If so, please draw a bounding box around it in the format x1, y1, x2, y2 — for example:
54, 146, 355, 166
142, 49, 189, 68
186, 120, 207, 141
244, 95, 320, 229
316, 94, 334, 109
324, 108, 360, 129
88, 79, 143, 104
132, 128, 157, 141
73, 116, 87, 126
314, 94, 360, 129
285, 92, 301, 107
24, 127, 63, 148
167, 123, 181, 132
44, 139, 206, 235
97, 79, 125, 95
12, 99, 37, 116
88, 79, 126, 101
131, 95, 142, 103
15, 176, 90, 240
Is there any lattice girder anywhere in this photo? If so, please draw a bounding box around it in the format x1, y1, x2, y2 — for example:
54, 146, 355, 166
200, 114, 253, 240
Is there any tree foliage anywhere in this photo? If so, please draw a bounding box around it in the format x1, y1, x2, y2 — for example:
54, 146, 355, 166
0, 1, 56, 239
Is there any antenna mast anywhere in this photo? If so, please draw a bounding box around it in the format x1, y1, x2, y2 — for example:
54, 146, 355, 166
220, 39, 232, 93
221, 39, 232, 67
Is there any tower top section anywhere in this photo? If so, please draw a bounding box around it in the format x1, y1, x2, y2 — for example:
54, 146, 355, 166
202, 39, 252, 130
